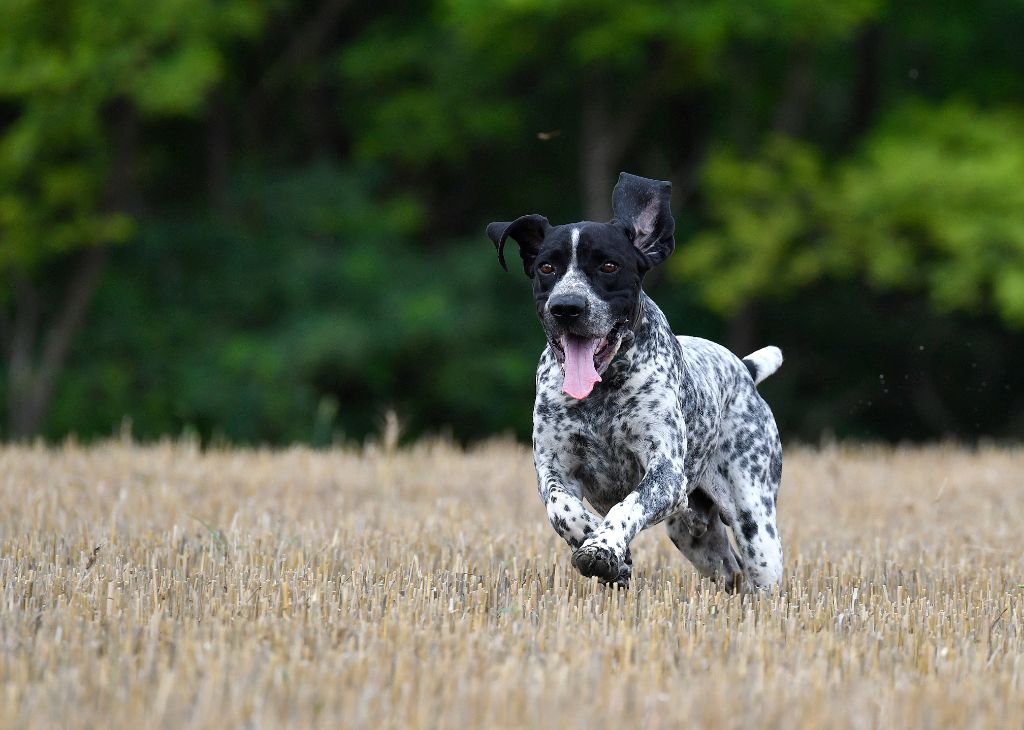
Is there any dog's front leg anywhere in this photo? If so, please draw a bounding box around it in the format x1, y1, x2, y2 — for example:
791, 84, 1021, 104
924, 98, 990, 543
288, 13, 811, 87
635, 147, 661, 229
536, 466, 633, 585
571, 457, 686, 583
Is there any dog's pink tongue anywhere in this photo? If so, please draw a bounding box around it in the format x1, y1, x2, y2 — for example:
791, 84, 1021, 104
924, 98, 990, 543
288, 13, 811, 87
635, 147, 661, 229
561, 334, 601, 399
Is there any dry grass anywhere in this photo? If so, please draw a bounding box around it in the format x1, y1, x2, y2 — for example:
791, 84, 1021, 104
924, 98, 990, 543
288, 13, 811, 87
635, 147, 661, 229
1, 438, 1022, 729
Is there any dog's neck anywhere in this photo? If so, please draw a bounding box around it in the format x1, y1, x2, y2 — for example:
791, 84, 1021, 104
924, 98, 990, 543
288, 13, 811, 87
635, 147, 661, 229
601, 291, 662, 384
630, 291, 646, 332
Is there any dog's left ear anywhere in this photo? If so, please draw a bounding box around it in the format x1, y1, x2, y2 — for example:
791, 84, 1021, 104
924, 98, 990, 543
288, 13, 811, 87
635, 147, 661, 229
486, 214, 551, 277
611, 172, 675, 267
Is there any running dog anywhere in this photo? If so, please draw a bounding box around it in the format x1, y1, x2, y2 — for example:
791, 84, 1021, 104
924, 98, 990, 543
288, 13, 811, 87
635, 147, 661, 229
486, 173, 784, 590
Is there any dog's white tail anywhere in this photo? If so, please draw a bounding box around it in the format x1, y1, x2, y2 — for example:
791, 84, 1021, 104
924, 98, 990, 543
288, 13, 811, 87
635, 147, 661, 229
742, 346, 783, 386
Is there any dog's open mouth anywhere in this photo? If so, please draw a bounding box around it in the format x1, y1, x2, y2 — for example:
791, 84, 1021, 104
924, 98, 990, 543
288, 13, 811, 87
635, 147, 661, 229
549, 323, 626, 400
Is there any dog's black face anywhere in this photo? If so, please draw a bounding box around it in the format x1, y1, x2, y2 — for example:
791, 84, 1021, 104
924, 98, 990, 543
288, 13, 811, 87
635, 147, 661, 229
530, 222, 642, 395
487, 173, 676, 399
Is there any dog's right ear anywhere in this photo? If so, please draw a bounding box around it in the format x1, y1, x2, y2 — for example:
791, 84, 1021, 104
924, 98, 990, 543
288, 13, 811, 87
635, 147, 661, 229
486, 214, 551, 277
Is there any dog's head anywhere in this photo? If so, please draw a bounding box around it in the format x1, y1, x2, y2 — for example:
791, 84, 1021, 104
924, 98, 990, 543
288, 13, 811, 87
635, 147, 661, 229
487, 172, 675, 400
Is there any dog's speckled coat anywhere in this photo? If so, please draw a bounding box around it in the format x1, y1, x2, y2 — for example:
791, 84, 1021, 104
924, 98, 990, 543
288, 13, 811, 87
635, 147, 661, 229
488, 173, 784, 590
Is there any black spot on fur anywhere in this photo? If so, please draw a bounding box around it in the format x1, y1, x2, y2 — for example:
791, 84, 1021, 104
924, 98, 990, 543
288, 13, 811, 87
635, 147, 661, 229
739, 509, 758, 541
769, 450, 783, 484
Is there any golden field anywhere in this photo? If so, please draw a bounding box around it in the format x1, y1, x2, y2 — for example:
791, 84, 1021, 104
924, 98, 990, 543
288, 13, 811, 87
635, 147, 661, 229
1, 438, 1022, 729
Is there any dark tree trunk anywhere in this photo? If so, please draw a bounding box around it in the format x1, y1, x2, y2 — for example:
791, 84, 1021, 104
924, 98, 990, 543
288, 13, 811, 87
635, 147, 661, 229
302, 83, 335, 155
105, 98, 139, 213
207, 88, 229, 211
5, 100, 137, 438
258, 0, 352, 92
726, 54, 759, 152
772, 44, 814, 137
844, 24, 882, 146
6, 275, 40, 436
726, 300, 759, 357
579, 74, 615, 221
578, 64, 663, 221
7, 248, 109, 438
728, 47, 817, 354
243, 0, 352, 162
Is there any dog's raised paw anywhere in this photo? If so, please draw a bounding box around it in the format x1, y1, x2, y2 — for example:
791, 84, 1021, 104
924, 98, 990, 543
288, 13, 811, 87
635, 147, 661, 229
571, 543, 621, 582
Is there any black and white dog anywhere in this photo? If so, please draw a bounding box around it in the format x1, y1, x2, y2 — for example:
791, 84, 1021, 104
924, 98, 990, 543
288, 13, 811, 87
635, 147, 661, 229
486, 173, 784, 590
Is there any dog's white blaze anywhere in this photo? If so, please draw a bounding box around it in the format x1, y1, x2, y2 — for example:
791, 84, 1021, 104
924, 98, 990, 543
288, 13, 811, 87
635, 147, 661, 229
547, 225, 610, 329
548, 225, 598, 311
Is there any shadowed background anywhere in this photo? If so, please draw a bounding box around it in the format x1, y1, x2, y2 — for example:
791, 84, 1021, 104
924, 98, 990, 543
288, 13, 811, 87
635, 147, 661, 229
3, 0, 1024, 445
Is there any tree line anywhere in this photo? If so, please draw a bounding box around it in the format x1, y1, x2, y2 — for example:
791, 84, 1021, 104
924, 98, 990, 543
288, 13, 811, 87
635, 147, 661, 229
2, 0, 1023, 444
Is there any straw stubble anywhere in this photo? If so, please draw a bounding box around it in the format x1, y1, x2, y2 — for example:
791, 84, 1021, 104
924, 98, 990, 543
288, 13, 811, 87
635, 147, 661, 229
1, 440, 1022, 728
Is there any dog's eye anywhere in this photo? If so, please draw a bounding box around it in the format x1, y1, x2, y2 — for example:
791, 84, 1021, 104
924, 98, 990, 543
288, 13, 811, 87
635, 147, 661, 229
600, 261, 619, 274
538, 263, 555, 275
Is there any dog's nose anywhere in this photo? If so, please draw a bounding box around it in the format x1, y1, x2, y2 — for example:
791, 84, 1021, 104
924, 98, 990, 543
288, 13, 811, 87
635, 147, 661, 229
549, 294, 587, 320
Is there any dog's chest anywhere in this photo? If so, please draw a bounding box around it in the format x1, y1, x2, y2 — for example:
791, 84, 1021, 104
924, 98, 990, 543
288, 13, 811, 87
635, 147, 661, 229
560, 404, 650, 514
534, 325, 732, 515
535, 348, 683, 514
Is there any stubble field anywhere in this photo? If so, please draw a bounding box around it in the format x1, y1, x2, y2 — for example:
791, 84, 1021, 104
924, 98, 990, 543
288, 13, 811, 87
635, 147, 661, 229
1, 438, 1022, 729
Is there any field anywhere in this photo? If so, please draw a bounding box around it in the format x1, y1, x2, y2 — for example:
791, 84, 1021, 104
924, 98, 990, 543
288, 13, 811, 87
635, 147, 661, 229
1, 439, 1022, 729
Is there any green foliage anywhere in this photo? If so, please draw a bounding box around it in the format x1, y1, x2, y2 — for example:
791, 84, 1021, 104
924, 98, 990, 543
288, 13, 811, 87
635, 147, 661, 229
338, 15, 523, 168
5, 0, 1024, 444
679, 102, 1024, 325
0, 0, 265, 271
843, 103, 1024, 324
446, 0, 880, 65
678, 136, 841, 312
341, 0, 881, 172
49, 163, 541, 443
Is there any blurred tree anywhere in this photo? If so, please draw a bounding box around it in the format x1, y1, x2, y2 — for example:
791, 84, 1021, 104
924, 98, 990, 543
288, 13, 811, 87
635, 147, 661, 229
49, 163, 543, 444
340, 0, 880, 221
0, 0, 264, 437
3, 0, 1024, 445
678, 102, 1024, 326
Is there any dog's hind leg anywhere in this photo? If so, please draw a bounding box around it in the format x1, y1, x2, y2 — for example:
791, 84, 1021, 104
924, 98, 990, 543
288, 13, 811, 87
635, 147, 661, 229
710, 403, 784, 589
665, 492, 743, 591
724, 477, 783, 589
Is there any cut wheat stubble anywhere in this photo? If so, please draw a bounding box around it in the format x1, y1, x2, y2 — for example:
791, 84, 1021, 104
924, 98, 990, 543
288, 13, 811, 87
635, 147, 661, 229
0, 440, 1022, 729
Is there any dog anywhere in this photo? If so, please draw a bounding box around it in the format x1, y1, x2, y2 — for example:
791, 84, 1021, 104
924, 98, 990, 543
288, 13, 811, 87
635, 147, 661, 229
486, 172, 784, 590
